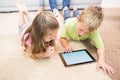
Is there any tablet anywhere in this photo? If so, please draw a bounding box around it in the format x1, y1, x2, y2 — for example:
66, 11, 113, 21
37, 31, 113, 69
59, 49, 96, 67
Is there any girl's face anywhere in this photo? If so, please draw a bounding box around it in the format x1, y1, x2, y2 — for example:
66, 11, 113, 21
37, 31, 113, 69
44, 29, 58, 43
76, 21, 90, 37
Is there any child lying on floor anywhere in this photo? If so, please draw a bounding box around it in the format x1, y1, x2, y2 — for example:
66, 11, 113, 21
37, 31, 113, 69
59, 5, 114, 75
16, 0, 59, 59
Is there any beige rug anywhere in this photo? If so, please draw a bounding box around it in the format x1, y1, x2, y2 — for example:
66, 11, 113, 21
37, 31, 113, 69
0, 8, 120, 80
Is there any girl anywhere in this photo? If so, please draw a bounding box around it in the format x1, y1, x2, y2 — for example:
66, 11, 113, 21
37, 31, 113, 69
16, 0, 59, 59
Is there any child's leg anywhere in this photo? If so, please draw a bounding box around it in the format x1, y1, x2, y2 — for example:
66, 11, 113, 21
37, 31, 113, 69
18, 11, 26, 27
20, 1, 32, 22
73, 7, 80, 17
16, 0, 26, 26
36, 0, 44, 15
63, 7, 71, 22
16, 0, 32, 23
62, 0, 70, 9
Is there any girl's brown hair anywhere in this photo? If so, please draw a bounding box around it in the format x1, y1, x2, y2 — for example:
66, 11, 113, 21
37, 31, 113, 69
22, 11, 59, 57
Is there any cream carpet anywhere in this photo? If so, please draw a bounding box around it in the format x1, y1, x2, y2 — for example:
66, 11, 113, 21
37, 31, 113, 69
0, 8, 120, 80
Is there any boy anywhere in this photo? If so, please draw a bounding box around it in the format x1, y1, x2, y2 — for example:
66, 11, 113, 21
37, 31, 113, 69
60, 6, 114, 75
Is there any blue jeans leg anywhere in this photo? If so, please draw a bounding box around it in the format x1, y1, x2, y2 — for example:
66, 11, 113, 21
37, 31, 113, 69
64, 9, 71, 22
49, 0, 57, 10
62, 0, 70, 9
73, 10, 80, 17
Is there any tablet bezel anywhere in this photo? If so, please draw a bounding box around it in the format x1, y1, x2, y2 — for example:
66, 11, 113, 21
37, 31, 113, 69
59, 49, 96, 67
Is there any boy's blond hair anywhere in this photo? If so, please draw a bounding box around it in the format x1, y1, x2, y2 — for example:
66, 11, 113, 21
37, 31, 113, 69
79, 5, 104, 31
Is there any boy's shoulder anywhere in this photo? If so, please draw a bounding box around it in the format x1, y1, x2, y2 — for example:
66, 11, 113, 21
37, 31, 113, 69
64, 18, 77, 28
65, 18, 77, 23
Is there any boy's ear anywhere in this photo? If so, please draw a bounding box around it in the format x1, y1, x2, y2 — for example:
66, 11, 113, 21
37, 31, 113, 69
77, 15, 80, 22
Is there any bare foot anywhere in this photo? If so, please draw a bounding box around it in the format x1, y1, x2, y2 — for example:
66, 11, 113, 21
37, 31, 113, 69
16, 0, 24, 11
16, 0, 28, 14
36, 7, 44, 15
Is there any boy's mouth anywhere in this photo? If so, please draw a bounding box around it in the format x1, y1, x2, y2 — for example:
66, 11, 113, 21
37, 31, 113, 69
78, 34, 81, 37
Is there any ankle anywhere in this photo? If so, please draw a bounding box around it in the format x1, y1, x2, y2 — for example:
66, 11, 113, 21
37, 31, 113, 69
52, 8, 59, 17
53, 8, 58, 12
63, 6, 68, 11
73, 6, 77, 11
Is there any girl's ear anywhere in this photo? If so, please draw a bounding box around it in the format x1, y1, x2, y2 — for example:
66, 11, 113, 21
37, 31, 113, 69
77, 15, 80, 22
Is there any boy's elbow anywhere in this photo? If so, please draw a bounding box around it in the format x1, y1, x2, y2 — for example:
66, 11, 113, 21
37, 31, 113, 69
59, 37, 67, 43
60, 37, 64, 42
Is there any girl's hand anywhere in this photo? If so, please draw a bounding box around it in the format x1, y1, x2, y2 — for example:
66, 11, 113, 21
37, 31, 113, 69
64, 46, 73, 53
97, 60, 114, 75
46, 46, 56, 56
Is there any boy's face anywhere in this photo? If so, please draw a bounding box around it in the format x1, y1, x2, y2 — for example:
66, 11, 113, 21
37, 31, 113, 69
76, 21, 90, 37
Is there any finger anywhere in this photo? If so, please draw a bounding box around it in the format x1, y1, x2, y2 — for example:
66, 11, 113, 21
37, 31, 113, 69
50, 47, 54, 51
64, 48, 68, 53
69, 48, 73, 53
107, 66, 114, 75
66, 48, 71, 53
50, 48, 54, 52
102, 66, 108, 75
110, 66, 114, 74
96, 64, 100, 71
67, 48, 71, 53
107, 68, 112, 76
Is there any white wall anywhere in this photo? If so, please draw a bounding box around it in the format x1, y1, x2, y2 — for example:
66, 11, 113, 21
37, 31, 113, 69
0, 0, 120, 12
101, 0, 120, 8
0, 0, 102, 12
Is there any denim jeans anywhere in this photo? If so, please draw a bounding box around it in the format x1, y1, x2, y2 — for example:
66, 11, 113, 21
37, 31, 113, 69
49, 0, 70, 10
64, 9, 80, 22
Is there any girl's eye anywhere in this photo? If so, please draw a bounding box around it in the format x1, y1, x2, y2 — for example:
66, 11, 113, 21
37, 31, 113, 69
45, 40, 53, 44
45, 39, 54, 47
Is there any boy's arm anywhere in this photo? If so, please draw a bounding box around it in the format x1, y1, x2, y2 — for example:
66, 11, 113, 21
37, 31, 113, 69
60, 37, 72, 52
96, 46, 114, 75
89, 30, 114, 75
97, 46, 105, 62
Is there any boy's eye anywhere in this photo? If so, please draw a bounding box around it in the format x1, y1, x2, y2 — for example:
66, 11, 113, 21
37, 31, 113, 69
79, 29, 83, 31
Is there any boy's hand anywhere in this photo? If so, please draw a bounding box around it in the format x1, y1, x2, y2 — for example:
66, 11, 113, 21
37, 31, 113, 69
60, 38, 72, 53
96, 60, 114, 76
64, 46, 73, 53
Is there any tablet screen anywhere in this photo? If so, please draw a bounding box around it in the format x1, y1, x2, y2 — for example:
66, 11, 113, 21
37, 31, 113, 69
59, 49, 95, 67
